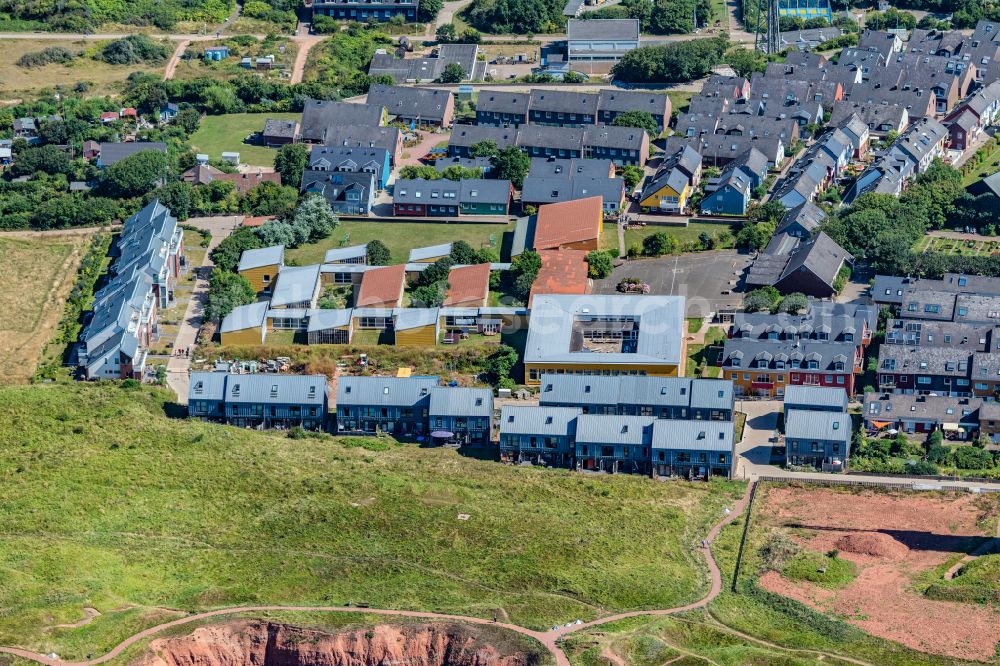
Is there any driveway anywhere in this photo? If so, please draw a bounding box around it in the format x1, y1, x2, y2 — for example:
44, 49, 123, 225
593, 250, 751, 318
165, 215, 241, 404
734, 399, 781, 480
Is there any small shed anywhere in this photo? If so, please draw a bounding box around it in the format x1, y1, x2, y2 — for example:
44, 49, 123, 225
221, 152, 240, 165
204, 46, 230, 61
196, 153, 210, 165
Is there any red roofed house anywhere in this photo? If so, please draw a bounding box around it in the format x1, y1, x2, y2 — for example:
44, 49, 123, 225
121, 107, 138, 120
181, 165, 283, 194
355, 264, 406, 308
444, 263, 491, 308
100, 111, 120, 124
528, 249, 591, 306
532, 196, 603, 252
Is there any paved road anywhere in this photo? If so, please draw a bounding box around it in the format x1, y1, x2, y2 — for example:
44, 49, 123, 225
0, 484, 752, 666
165, 215, 241, 404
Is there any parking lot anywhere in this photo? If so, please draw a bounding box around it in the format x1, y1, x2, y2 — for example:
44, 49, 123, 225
593, 250, 750, 318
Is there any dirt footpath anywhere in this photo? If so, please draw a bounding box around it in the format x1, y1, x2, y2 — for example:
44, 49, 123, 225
758, 485, 1000, 661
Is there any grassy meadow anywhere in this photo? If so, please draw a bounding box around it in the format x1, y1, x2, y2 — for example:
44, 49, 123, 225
0, 382, 742, 658
0, 233, 94, 384
188, 112, 300, 166
286, 220, 510, 265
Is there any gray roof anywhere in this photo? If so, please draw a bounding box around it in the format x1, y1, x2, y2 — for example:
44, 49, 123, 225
651, 419, 734, 452
526, 295, 684, 367
367, 84, 452, 123
775, 202, 826, 236
567, 18, 640, 41
300, 170, 375, 206
306, 308, 353, 332
539, 374, 734, 412
393, 178, 510, 206
864, 392, 982, 425
337, 376, 438, 407
189, 371, 229, 402
300, 100, 383, 143
394, 307, 439, 330
449, 125, 519, 149
576, 414, 654, 446
98, 142, 167, 166
529, 89, 600, 116
321, 124, 400, 156
478, 90, 532, 116
308, 146, 389, 172
871, 275, 911, 304
271, 264, 321, 307
517, 125, 587, 152
583, 126, 646, 151
220, 300, 269, 333
528, 157, 613, 180
238, 245, 285, 271
263, 118, 298, 139
640, 166, 689, 203
429, 386, 492, 417
434, 156, 494, 173
500, 405, 581, 436
597, 89, 670, 118
408, 243, 453, 262
785, 409, 851, 443
223, 373, 328, 406
324, 244, 369, 263
784, 385, 848, 411
368, 44, 479, 83
521, 175, 624, 207
777, 232, 852, 289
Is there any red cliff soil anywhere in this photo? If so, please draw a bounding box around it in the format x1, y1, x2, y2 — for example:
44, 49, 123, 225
143, 621, 537, 666
758, 486, 1000, 661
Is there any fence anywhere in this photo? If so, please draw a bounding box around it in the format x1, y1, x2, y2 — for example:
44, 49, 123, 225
730, 480, 759, 593
755, 474, 998, 493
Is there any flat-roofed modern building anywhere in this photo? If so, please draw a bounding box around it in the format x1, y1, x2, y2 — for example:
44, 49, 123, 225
188, 372, 328, 430
524, 294, 685, 384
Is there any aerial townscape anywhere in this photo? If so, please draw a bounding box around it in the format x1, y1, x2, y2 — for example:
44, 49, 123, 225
4, 0, 1000, 662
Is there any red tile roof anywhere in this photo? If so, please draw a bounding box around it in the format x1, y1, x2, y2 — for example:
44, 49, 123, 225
533, 196, 603, 250
444, 263, 491, 306
528, 249, 590, 306
356, 264, 406, 307
215, 170, 282, 194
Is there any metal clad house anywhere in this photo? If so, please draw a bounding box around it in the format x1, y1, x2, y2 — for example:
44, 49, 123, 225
785, 409, 851, 470
650, 420, 735, 479
500, 405, 582, 466
538, 374, 734, 420
575, 414, 655, 474
188, 372, 328, 430
783, 385, 849, 413
336, 376, 438, 436
428, 386, 494, 444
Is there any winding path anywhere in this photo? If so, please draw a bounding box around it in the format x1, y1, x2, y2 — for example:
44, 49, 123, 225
0, 486, 753, 666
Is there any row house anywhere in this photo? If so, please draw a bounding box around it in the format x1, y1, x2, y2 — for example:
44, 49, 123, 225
335, 376, 493, 444
308, 0, 418, 21
773, 128, 852, 210
674, 112, 800, 147
828, 102, 909, 138
78, 200, 183, 380
944, 81, 1000, 152
662, 134, 784, 170
864, 392, 983, 440
841, 118, 947, 204
521, 156, 625, 216
500, 407, 735, 479
476, 87, 671, 131
367, 84, 454, 127
308, 146, 391, 189
906, 21, 1000, 86
699, 147, 768, 216
449, 124, 649, 166
537, 374, 735, 421
783, 385, 851, 471
392, 178, 512, 217
298, 99, 387, 143
188, 372, 328, 430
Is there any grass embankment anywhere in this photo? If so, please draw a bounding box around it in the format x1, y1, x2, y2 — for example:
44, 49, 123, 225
924, 555, 1000, 605
286, 221, 509, 266
188, 112, 301, 166
0, 382, 743, 658
0, 39, 162, 97
0, 232, 99, 384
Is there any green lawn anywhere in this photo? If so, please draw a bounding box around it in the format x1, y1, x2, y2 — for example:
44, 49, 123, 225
0, 382, 743, 658
189, 112, 301, 167
287, 220, 510, 265
623, 221, 738, 254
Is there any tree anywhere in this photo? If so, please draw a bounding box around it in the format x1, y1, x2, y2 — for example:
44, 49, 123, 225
152, 181, 194, 221
418, 0, 443, 23
725, 46, 766, 78
747, 200, 786, 225
367, 239, 392, 266
470, 140, 499, 158
436, 23, 457, 42
735, 221, 774, 250
173, 107, 201, 134
411, 282, 448, 307
241, 181, 299, 217
205, 268, 256, 322
611, 36, 729, 83
777, 292, 809, 314
399, 165, 442, 180
101, 150, 171, 198
563, 71, 587, 83
492, 145, 531, 188
449, 240, 478, 264
12, 144, 73, 176
511, 250, 541, 302
441, 165, 483, 181
586, 250, 615, 278
439, 62, 467, 83
642, 231, 678, 256
612, 110, 659, 136
290, 194, 339, 244
274, 143, 309, 187
210, 227, 266, 273
483, 344, 519, 386
743, 286, 780, 312
620, 165, 644, 190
